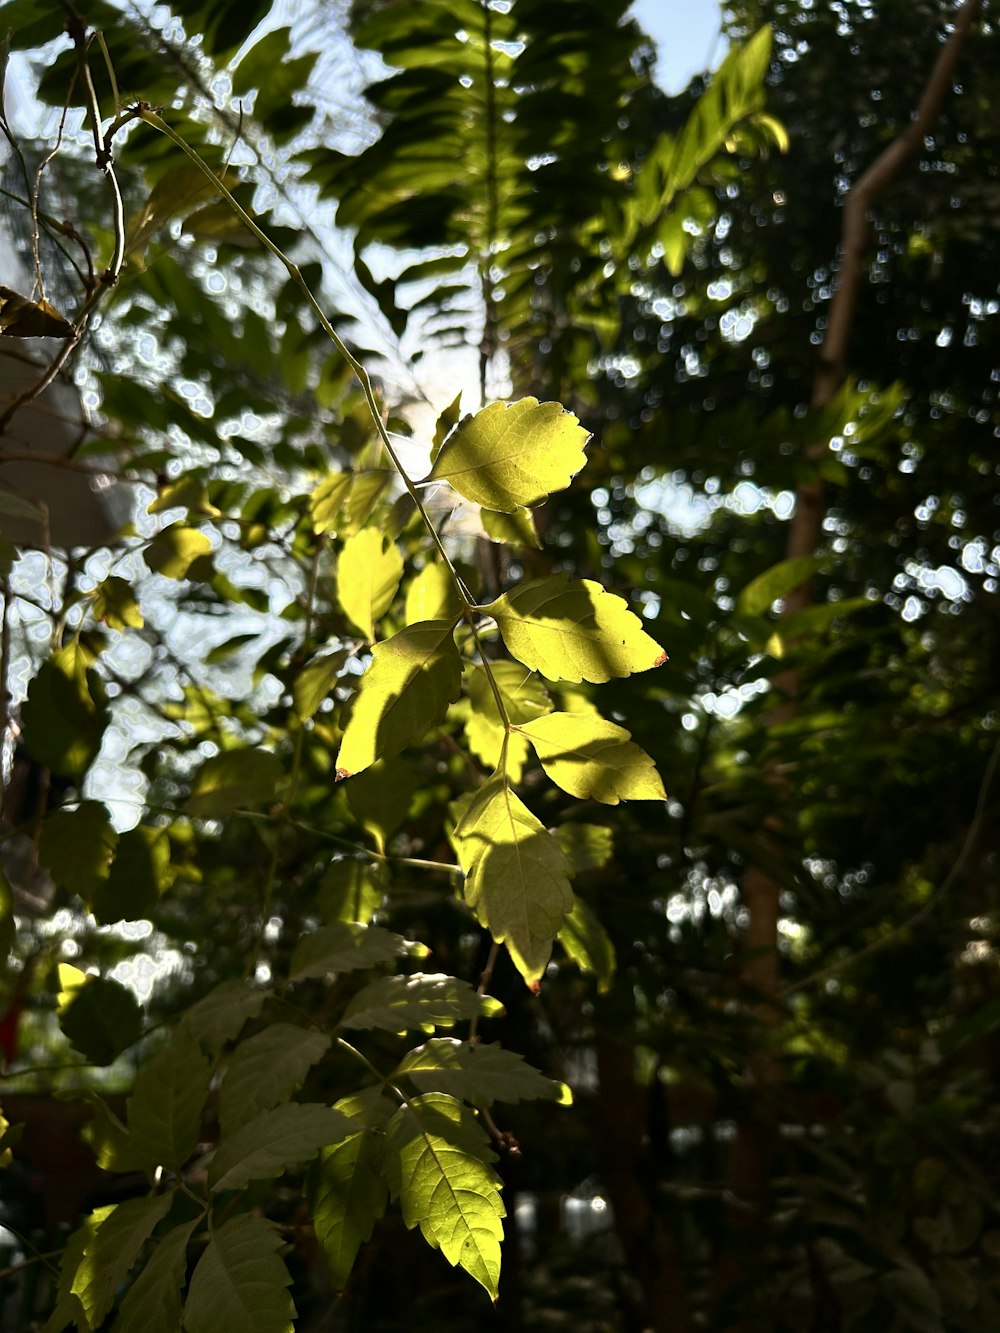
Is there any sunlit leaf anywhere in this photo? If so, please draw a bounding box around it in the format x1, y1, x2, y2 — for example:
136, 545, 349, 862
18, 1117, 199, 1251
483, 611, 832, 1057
454, 777, 573, 987
516, 712, 666, 804
337, 528, 404, 640
430, 398, 589, 512
405, 561, 462, 624
290, 922, 427, 982
309, 1120, 387, 1290
92, 576, 143, 630
341, 974, 504, 1033
395, 1039, 572, 1106
553, 823, 614, 873
311, 470, 388, 536
736, 556, 822, 617
293, 648, 350, 719
183, 1215, 295, 1333
143, 524, 213, 579
484, 574, 667, 683
335, 620, 462, 778
317, 859, 385, 924
220, 1025, 332, 1133
384, 1093, 505, 1300
20, 645, 109, 779
72, 1192, 173, 1327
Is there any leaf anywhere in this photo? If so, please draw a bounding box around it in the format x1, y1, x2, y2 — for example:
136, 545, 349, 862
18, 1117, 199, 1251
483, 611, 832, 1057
311, 470, 388, 536
337, 528, 404, 640
143, 524, 213, 579
292, 648, 349, 719
21, 645, 109, 779
516, 712, 666, 804
182, 1215, 295, 1333
341, 974, 504, 1033
554, 824, 614, 873
92, 575, 143, 630
112, 1219, 197, 1333
454, 777, 574, 988
220, 1025, 332, 1132
344, 757, 416, 852
558, 898, 617, 991
93, 826, 170, 925
45, 1208, 104, 1333
184, 981, 268, 1052
484, 574, 667, 683
309, 1124, 388, 1290
466, 661, 552, 724
384, 1093, 505, 1300
72, 1192, 174, 1327
291, 921, 427, 982
405, 561, 463, 624
187, 749, 282, 818
481, 506, 541, 549
396, 1039, 572, 1106
57, 966, 142, 1066
335, 620, 463, 778
209, 1102, 354, 1192
318, 859, 385, 924
127, 1025, 211, 1169
429, 398, 589, 512
39, 802, 117, 899
736, 556, 822, 617
77, 1093, 148, 1173
0, 284, 74, 337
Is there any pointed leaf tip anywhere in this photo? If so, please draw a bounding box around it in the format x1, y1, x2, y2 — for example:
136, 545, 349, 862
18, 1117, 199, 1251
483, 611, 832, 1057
529, 980, 541, 996
336, 768, 351, 781
654, 651, 669, 667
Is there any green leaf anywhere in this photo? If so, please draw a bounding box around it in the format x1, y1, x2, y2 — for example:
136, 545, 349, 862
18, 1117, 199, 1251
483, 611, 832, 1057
454, 777, 574, 988
220, 1025, 331, 1133
93, 826, 170, 925
735, 556, 822, 617
484, 574, 667, 683
384, 1093, 505, 1300
309, 1123, 388, 1290
554, 824, 614, 873
516, 712, 666, 804
76, 1093, 148, 1173
144, 524, 213, 579
182, 1215, 295, 1333
405, 562, 463, 624
318, 859, 385, 924
127, 1025, 211, 1169
45, 1207, 104, 1333
72, 1192, 174, 1327
311, 470, 388, 536
292, 648, 349, 720
344, 757, 416, 852
187, 748, 282, 818
184, 981, 268, 1052
558, 897, 617, 991
481, 507, 541, 549
466, 661, 552, 725
429, 398, 589, 512
39, 802, 117, 899
57, 965, 142, 1066
21, 645, 109, 779
335, 620, 463, 778
396, 1039, 572, 1106
92, 575, 143, 630
209, 1102, 354, 1192
337, 528, 404, 640
291, 921, 427, 982
112, 1219, 197, 1333
341, 974, 504, 1033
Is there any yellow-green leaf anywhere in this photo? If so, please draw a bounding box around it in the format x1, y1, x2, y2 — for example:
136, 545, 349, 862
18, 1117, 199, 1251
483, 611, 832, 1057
311, 471, 388, 536
558, 897, 617, 992
144, 525, 213, 579
429, 398, 589, 512
309, 1118, 387, 1291
293, 648, 350, 720
336, 620, 462, 778
405, 562, 462, 624
71, 1193, 174, 1327
337, 529, 404, 640
516, 712, 666, 804
483, 574, 667, 683
384, 1093, 505, 1300
481, 507, 541, 549
454, 777, 573, 988
187, 748, 282, 818
92, 576, 143, 630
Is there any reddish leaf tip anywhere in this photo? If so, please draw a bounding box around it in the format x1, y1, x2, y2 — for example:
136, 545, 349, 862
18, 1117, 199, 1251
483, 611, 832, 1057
653, 651, 669, 667
335, 767, 351, 782
529, 979, 542, 995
